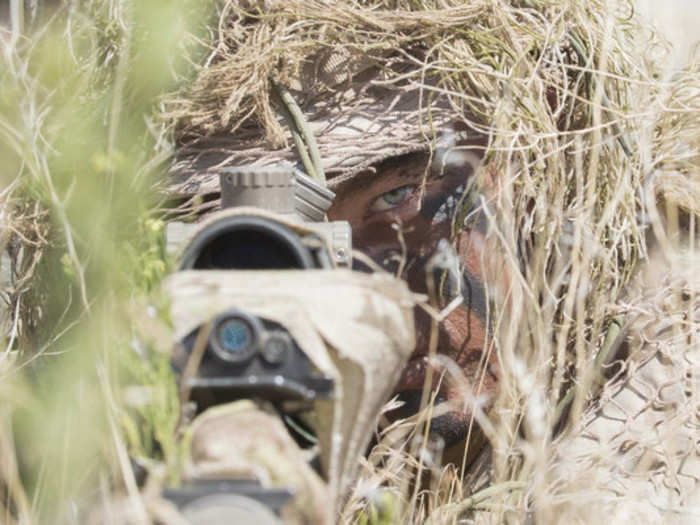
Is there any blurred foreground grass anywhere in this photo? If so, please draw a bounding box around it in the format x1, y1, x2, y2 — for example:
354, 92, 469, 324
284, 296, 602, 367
0, 2, 217, 522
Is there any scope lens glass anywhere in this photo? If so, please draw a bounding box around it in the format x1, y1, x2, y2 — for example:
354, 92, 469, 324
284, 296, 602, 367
217, 318, 254, 359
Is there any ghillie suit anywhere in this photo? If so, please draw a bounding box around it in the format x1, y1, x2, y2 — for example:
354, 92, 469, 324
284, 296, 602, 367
161, 1, 700, 523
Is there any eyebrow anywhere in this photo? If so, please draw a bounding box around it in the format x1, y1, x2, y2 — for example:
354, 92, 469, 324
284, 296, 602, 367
343, 152, 434, 190
373, 148, 482, 180
332, 143, 483, 195
373, 152, 431, 174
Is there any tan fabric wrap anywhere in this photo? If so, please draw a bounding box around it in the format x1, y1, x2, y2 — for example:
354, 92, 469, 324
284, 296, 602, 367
183, 400, 331, 525
166, 269, 416, 507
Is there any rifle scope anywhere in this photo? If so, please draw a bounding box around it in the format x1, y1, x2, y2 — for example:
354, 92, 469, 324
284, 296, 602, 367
173, 166, 350, 270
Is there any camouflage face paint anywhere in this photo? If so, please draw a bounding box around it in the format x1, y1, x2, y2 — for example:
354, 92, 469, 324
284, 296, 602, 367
328, 135, 501, 448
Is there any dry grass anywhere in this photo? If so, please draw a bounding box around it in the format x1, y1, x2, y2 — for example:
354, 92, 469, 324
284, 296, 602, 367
1, 0, 699, 523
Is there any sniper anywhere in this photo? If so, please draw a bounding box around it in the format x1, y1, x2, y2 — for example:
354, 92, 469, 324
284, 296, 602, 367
172, 83, 503, 464
163, 1, 699, 522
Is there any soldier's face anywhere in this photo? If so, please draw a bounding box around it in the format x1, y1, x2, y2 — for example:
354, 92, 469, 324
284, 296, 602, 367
328, 143, 500, 448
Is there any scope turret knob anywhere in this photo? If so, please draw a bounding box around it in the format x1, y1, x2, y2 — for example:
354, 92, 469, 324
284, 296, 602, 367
261, 332, 292, 365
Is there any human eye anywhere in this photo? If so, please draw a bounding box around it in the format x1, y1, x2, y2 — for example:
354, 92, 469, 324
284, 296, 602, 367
368, 185, 416, 213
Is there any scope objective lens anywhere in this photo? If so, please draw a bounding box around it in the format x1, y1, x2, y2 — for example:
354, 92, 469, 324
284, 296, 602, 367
220, 319, 251, 352
211, 314, 259, 363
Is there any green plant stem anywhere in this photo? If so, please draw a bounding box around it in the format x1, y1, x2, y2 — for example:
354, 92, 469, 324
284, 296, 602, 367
554, 314, 627, 429
272, 81, 326, 185
424, 481, 526, 525
567, 32, 634, 159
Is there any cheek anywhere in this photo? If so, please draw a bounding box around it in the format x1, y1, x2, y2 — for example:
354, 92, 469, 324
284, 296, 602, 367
455, 232, 487, 284
440, 234, 492, 354
351, 213, 440, 262
439, 288, 499, 404
443, 230, 500, 373
456, 227, 512, 311
327, 198, 366, 230
441, 307, 489, 360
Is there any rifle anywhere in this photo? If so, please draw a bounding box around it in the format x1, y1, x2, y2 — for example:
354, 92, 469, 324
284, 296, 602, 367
162, 166, 416, 524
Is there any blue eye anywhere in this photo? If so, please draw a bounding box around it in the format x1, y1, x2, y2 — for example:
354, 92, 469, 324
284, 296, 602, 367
369, 185, 415, 212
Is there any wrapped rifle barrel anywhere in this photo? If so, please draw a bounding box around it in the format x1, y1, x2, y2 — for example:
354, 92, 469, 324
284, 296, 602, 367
163, 167, 416, 524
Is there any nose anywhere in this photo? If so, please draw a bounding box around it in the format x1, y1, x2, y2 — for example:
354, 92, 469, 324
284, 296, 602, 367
358, 236, 490, 331
355, 243, 463, 311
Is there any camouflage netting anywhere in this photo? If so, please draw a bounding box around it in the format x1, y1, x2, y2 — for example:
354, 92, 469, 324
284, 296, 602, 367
163, 1, 689, 214
551, 249, 700, 524
160, 0, 700, 522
